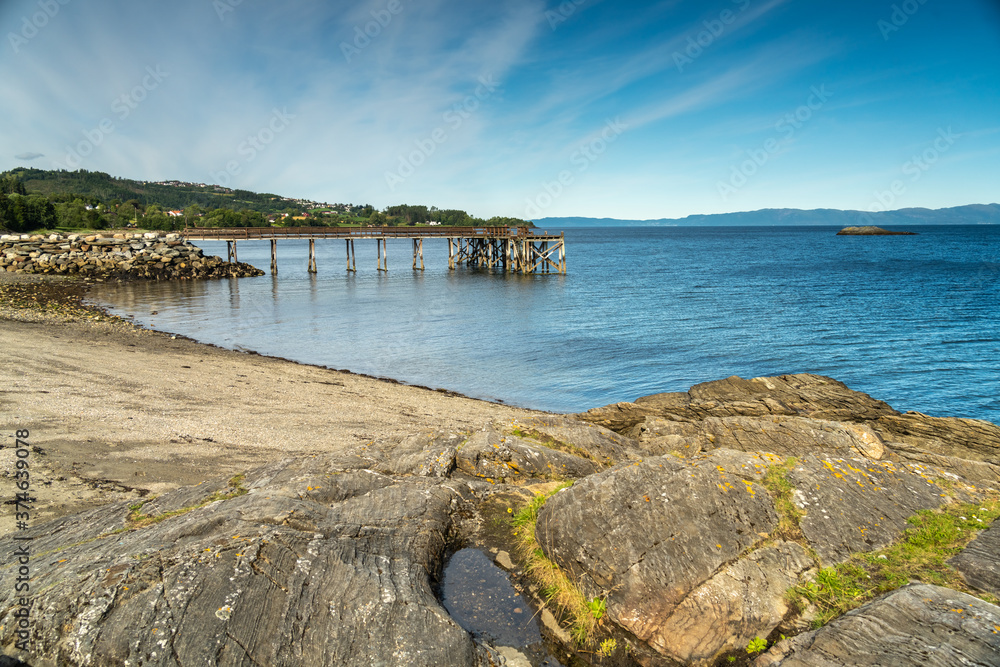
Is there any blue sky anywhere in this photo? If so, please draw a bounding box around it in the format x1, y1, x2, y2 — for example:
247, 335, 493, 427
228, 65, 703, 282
2, 0, 998, 220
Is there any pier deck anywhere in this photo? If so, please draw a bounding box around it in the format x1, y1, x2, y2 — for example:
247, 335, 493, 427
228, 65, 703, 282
180, 226, 565, 275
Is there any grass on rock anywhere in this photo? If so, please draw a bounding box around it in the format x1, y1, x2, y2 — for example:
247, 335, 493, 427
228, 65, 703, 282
509, 481, 605, 645
789, 495, 1000, 627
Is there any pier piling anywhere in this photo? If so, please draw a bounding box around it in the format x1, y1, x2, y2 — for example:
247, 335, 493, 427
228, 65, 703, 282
346, 239, 356, 272
182, 226, 565, 275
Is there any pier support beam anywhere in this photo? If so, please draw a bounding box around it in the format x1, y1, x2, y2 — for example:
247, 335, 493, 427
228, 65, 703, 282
412, 239, 424, 270
186, 229, 564, 276
559, 233, 566, 273
346, 239, 356, 272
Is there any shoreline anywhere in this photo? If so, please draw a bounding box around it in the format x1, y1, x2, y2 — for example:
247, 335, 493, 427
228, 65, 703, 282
0, 273, 544, 535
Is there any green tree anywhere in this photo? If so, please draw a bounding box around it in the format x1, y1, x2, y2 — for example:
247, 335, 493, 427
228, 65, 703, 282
1, 193, 57, 232
0, 174, 27, 195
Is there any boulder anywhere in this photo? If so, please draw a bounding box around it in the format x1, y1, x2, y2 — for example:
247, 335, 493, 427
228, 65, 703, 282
577, 374, 899, 432
873, 412, 1000, 467
455, 428, 599, 483
370, 431, 462, 478
535, 448, 965, 664
628, 415, 888, 461
754, 584, 1000, 666
519, 414, 640, 466
536, 449, 781, 664
650, 541, 812, 663
949, 522, 1000, 596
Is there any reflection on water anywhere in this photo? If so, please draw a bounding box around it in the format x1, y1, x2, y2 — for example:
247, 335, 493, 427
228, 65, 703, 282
87, 226, 1000, 421
440, 548, 542, 648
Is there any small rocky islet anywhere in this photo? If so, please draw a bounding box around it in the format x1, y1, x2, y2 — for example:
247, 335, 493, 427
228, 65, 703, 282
1, 373, 997, 666
836, 226, 917, 236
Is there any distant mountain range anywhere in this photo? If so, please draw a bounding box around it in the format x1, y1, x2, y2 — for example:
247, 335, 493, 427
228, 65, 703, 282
534, 204, 1000, 228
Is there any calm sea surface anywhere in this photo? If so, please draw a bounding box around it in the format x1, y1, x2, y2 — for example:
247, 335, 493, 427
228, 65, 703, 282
87, 225, 1000, 423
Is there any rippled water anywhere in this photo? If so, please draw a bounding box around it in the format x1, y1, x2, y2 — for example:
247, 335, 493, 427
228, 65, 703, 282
87, 225, 1000, 422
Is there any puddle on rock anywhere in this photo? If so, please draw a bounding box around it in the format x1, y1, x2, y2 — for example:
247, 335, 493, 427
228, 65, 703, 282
441, 548, 565, 666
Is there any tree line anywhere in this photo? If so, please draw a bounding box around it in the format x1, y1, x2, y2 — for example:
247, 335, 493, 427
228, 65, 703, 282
0, 170, 532, 233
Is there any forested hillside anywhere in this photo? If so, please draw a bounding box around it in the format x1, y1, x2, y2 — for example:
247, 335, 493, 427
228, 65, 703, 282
0, 168, 530, 233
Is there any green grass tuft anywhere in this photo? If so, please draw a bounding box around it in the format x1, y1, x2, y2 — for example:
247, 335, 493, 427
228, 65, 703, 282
789, 495, 1000, 627
509, 482, 607, 646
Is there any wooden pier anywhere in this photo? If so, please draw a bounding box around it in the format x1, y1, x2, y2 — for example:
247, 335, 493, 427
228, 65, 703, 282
180, 226, 566, 275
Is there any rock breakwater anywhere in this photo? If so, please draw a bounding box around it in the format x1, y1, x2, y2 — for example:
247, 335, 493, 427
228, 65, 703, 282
0, 232, 263, 280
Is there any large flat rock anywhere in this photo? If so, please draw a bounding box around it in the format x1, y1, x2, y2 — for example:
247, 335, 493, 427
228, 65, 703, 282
788, 456, 944, 564
536, 449, 781, 663
626, 415, 888, 460
579, 373, 1000, 484
577, 374, 899, 430
535, 448, 964, 664
0, 457, 495, 667
874, 412, 1000, 467
754, 584, 1000, 666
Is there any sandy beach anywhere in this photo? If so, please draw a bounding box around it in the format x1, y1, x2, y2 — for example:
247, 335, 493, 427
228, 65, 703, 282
0, 273, 541, 534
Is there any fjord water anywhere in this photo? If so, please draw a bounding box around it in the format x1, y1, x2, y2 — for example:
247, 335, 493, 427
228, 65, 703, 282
87, 225, 1000, 423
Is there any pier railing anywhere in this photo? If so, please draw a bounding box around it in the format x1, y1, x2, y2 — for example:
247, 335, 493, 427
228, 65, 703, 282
180, 226, 558, 240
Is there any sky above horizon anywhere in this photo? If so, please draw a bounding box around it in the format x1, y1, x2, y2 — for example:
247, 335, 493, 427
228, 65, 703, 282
2, 0, 998, 220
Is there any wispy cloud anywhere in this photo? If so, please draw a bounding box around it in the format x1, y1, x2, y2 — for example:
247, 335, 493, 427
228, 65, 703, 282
1, 0, 998, 218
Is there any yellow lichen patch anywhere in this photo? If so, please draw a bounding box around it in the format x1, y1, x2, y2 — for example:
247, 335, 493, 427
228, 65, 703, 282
743, 480, 755, 496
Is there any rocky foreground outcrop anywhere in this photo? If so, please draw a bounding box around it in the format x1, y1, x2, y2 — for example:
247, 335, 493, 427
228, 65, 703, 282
1, 374, 998, 666
0, 232, 263, 279
753, 584, 1000, 666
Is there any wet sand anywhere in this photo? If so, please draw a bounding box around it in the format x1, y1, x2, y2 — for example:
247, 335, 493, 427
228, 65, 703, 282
0, 273, 542, 534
